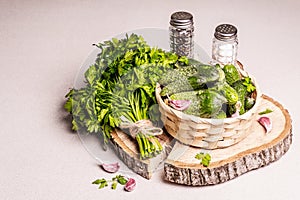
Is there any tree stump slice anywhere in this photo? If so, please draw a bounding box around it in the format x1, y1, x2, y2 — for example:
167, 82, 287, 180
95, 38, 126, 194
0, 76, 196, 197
110, 129, 172, 179
164, 95, 292, 186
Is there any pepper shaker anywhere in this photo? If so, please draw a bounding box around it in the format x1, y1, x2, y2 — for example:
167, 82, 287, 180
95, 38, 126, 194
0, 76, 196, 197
169, 11, 194, 58
212, 24, 238, 66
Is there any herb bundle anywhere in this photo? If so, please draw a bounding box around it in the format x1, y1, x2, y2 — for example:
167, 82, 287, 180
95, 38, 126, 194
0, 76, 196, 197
65, 33, 187, 159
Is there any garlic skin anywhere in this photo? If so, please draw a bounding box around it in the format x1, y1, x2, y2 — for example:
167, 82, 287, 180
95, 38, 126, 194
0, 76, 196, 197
101, 162, 120, 173
124, 178, 136, 192
258, 117, 272, 133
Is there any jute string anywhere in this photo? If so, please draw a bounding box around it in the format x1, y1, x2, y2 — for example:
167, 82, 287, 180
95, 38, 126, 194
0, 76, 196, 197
119, 116, 163, 138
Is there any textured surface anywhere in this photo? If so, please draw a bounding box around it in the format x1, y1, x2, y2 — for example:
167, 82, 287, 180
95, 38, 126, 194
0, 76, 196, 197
1, 1, 300, 199
164, 96, 292, 186
156, 81, 261, 149
110, 129, 172, 179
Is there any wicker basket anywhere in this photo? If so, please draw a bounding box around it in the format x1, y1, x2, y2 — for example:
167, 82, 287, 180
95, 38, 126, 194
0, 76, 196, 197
156, 64, 262, 149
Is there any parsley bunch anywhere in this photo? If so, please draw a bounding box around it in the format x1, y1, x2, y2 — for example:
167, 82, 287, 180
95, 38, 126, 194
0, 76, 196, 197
65, 33, 187, 159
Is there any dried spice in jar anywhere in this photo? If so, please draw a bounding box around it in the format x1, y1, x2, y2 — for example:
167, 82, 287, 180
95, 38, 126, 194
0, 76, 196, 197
169, 11, 194, 58
212, 24, 238, 65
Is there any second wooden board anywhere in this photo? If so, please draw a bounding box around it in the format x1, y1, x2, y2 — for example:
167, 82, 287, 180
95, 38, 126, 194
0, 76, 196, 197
164, 95, 292, 186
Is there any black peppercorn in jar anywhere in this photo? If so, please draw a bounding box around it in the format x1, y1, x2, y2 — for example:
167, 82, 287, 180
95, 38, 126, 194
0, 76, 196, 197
169, 11, 194, 58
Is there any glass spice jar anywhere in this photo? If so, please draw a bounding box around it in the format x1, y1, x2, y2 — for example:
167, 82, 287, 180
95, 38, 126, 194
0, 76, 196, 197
212, 24, 238, 66
169, 11, 194, 58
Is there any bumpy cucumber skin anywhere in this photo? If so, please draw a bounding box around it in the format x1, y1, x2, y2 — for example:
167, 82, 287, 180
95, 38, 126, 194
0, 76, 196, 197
223, 64, 241, 86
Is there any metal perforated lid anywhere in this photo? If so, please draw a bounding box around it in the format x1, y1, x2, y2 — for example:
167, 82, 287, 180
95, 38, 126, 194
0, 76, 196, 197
170, 11, 194, 29
214, 24, 237, 41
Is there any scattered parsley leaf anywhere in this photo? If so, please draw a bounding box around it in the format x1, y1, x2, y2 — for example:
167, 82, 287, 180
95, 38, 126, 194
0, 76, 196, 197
111, 181, 118, 190
195, 152, 211, 167
92, 178, 108, 189
259, 108, 273, 115
116, 175, 128, 185
92, 179, 102, 185
195, 152, 204, 160
92, 175, 132, 191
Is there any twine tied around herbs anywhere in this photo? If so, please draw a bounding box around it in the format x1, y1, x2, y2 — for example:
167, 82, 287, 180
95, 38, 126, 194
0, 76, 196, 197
119, 116, 163, 139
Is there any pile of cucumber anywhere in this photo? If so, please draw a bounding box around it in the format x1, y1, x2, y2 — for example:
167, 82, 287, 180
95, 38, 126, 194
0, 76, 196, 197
159, 60, 256, 118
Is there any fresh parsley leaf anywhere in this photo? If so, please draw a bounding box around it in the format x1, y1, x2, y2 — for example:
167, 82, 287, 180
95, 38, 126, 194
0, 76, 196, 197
116, 175, 128, 185
99, 181, 108, 189
259, 108, 273, 115
65, 34, 185, 158
111, 181, 118, 190
195, 152, 211, 167
178, 56, 188, 65
92, 179, 102, 184
64, 89, 74, 113
92, 178, 108, 189
84, 64, 97, 85
92, 175, 130, 191
242, 77, 256, 93
195, 152, 204, 160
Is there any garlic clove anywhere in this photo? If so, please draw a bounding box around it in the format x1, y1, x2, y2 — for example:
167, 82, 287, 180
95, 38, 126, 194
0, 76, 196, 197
101, 162, 120, 173
169, 99, 191, 111
258, 117, 272, 133
124, 178, 136, 192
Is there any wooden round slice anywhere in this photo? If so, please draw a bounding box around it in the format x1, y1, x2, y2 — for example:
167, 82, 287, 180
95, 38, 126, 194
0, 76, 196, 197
164, 95, 292, 186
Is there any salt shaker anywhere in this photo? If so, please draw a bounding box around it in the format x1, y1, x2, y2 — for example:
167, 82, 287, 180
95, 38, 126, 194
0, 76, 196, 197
169, 11, 194, 58
212, 24, 238, 66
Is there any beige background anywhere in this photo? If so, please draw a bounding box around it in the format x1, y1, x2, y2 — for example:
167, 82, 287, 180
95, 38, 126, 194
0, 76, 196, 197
1, 0, 299, 199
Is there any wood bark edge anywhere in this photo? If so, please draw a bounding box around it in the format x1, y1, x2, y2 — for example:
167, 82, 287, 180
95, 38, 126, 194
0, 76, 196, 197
110, 129, 172, 179
164, 95, 292, 186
